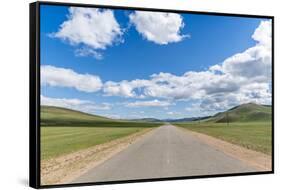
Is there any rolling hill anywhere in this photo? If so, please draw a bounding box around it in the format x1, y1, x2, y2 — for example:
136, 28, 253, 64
41, 106, 162, 127
206, 103, 272, 123
41, 106, 115, 126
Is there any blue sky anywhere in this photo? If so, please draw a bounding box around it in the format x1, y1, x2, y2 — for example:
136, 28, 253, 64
40, 5, 272, 119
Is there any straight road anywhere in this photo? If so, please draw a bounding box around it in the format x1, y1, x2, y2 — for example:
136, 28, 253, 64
73, 125, 256, 183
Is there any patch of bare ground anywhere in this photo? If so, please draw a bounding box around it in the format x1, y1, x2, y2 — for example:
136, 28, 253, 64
179, 127, 271, 171
41, 128, 154, 185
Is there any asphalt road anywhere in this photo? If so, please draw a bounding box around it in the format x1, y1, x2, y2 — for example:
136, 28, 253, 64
73, 125, 256, 183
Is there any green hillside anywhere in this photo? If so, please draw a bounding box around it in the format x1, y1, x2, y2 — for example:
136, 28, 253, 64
41, 106, 162, 128
41, 106, 115, 126
207, 103, 271, 123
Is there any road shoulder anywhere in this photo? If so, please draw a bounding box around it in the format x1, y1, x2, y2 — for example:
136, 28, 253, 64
41, 128, 155, 185
178, 127, 271, 171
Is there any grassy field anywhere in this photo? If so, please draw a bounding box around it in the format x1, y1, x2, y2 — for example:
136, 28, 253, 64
176, 122, 272, 155
41, 126, 157, 160
41, 106, 161, 160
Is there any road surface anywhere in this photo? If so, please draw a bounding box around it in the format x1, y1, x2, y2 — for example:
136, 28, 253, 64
73, 125, 256, 183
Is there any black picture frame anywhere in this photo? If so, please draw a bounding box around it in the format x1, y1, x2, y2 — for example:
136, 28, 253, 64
29, 1, 274, 189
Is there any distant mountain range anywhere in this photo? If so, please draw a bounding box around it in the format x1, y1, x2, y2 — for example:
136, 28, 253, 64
128, 103, 272, 123
162, 116, 211, 123
129, 118, 163, 122
41, 103, 272, 126
127, 117, 211, 123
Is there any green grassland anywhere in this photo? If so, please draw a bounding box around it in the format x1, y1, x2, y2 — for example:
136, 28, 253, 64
176, 103, 272, 155
41, 106, 161, 160
176, 122, 271, 154
41, 126, 154, 160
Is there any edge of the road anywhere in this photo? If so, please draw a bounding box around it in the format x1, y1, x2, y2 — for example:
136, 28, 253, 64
176, 126, 271, 171
41, 127, 160, 185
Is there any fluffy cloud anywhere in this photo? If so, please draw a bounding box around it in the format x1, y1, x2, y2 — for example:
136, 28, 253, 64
41, 65, 102, 93
103, 71, 215, 100
252, 20, 272, 46
167, 111, 181, 115
74, 47, 103, 60
103, 81, 136, 98
211, 20, 271, 81
212, 45, 271, 81
199, 82, 271, 112
51, 7, 123, 57
129, 11, 188, 44
41, 95, 111, 113
126, 99, 172, 107
103, 79, 150, 98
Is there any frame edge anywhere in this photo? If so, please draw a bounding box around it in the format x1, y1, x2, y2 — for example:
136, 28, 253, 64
29, 1, 40, 189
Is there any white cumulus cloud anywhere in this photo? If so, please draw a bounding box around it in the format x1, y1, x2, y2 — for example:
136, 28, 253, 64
74, 47, 103, 60
41, 65, 102, 93
126, 99, 172, 107
252, 20, 272, 46
103, 79, 151, 98
211, 20, 271, 80
129, 11, 188, 45
51, 7, 123, 58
